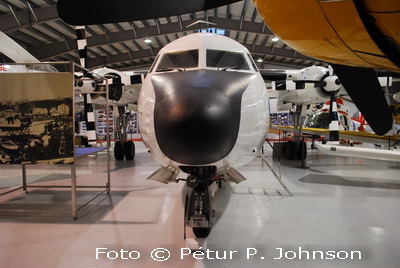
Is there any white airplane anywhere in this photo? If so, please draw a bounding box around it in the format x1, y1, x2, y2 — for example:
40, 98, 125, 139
75, 67, 141, 110
266, 66, 393, 113
265, 65, 397, 159
74, 66, 143, 160
265, 66, 342, 112
0, 30, 142, 160
262, 65, 342, 159
138, 32, 269, 238
73, 26, 143, 160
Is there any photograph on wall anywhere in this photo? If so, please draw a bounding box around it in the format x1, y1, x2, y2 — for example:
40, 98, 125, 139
277, 112, 292, 126
128, 112, 140, 134
269, 113, 278, 126
95, 109, 114, 138
0, 73, 74, 164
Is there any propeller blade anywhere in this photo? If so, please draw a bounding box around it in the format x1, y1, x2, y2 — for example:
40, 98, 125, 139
331, 64, 392, 136
293, 80, 326, 89
57, 0, 242, 25
328, 65, 334, 76
76, 26, 87, 69
329, 92, 339, 141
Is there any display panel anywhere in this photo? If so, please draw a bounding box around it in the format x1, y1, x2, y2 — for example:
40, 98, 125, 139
0, 73, 74, 164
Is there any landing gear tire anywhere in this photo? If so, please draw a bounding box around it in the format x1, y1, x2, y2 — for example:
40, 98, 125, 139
296, 140, 307, 160
185, 182, 213, 238
125, 141, 135, 160
285, 140, 296, 160
193, 227, 211, 238
114, 141, 124, 160
311, 143, 316, 150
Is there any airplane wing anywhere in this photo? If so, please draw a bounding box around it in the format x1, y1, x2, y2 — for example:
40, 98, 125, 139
0, 31, 39, 63
315, 142, 400, 162
271, 125, 400, 146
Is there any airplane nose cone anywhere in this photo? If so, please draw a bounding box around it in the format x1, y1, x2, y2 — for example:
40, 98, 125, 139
151, 70, 255, 165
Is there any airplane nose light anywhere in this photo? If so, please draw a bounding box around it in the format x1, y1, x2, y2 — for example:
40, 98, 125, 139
152, 70, 255, 165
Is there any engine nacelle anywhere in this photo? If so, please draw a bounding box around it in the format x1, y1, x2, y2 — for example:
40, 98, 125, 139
275, 66, 342, 111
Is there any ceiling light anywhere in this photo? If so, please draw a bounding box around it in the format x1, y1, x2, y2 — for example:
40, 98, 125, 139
271, 37, 279, 42
257, 57, 263, 63
144, 39, 152, 44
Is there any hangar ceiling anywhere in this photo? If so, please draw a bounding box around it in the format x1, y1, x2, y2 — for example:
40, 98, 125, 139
0, 0, 327, 71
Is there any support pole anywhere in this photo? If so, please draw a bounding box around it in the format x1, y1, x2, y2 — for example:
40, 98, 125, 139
259, 152, 293, 197
106, 80, 111, 193
22, 164, 27, 192
71, 163, 77, 219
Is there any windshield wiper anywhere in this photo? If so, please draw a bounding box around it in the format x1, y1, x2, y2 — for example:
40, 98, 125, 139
157, 67, 184, 72
221, 66, 245, 71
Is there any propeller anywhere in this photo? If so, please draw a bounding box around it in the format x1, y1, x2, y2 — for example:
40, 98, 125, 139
76, 26, 125, 102
331, 64, 393, 136
57, 0, 242, 25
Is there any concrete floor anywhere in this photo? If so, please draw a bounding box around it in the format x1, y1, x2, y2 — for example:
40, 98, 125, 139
0, 142, 399, 268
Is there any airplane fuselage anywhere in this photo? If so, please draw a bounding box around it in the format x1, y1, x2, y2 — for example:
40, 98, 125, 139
138, 33, 269, 171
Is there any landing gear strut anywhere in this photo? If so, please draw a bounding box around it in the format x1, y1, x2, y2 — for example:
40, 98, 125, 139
182, 167, 216, 238
114, 106, 135, 160
285, 105, 308, 160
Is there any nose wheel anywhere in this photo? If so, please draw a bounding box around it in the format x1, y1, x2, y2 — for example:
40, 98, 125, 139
185, 181, 214, 238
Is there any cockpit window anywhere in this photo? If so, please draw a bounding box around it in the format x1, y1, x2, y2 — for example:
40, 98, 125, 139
206, 49, 250, 70
156, 49, 198, 72
149, 55, 160, 73
247, 53, 259, 72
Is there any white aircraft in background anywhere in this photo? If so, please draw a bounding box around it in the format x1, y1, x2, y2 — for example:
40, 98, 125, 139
73, 26, 143, 160
263, 65, 399, 160
263, 65, 342, 159
138, 32, 269, 238
0, 30, 142, 161
74, 66, 143, 160
264, 66, 343, 112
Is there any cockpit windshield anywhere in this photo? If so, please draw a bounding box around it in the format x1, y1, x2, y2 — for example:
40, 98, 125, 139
206, 49, 250, 70
156, 49, 199, 72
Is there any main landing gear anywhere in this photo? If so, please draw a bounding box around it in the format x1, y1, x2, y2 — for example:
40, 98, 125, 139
285, 105, 308, 161
114, 107, 135, 161
182, 167, 217, 238
114, 140, 135, 160
285, 139, 307, 160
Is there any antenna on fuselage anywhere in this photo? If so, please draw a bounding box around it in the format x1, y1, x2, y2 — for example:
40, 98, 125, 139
186, 20, 216, 31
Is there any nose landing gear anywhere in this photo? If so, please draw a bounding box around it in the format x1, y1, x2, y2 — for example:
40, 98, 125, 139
185, 181, 214, 238
182, 167, 217, 238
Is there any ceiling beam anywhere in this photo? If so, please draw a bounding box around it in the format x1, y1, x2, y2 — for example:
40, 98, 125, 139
82, 40, 314, 70
0, 5, 59, 33
28, 16, 273, 59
